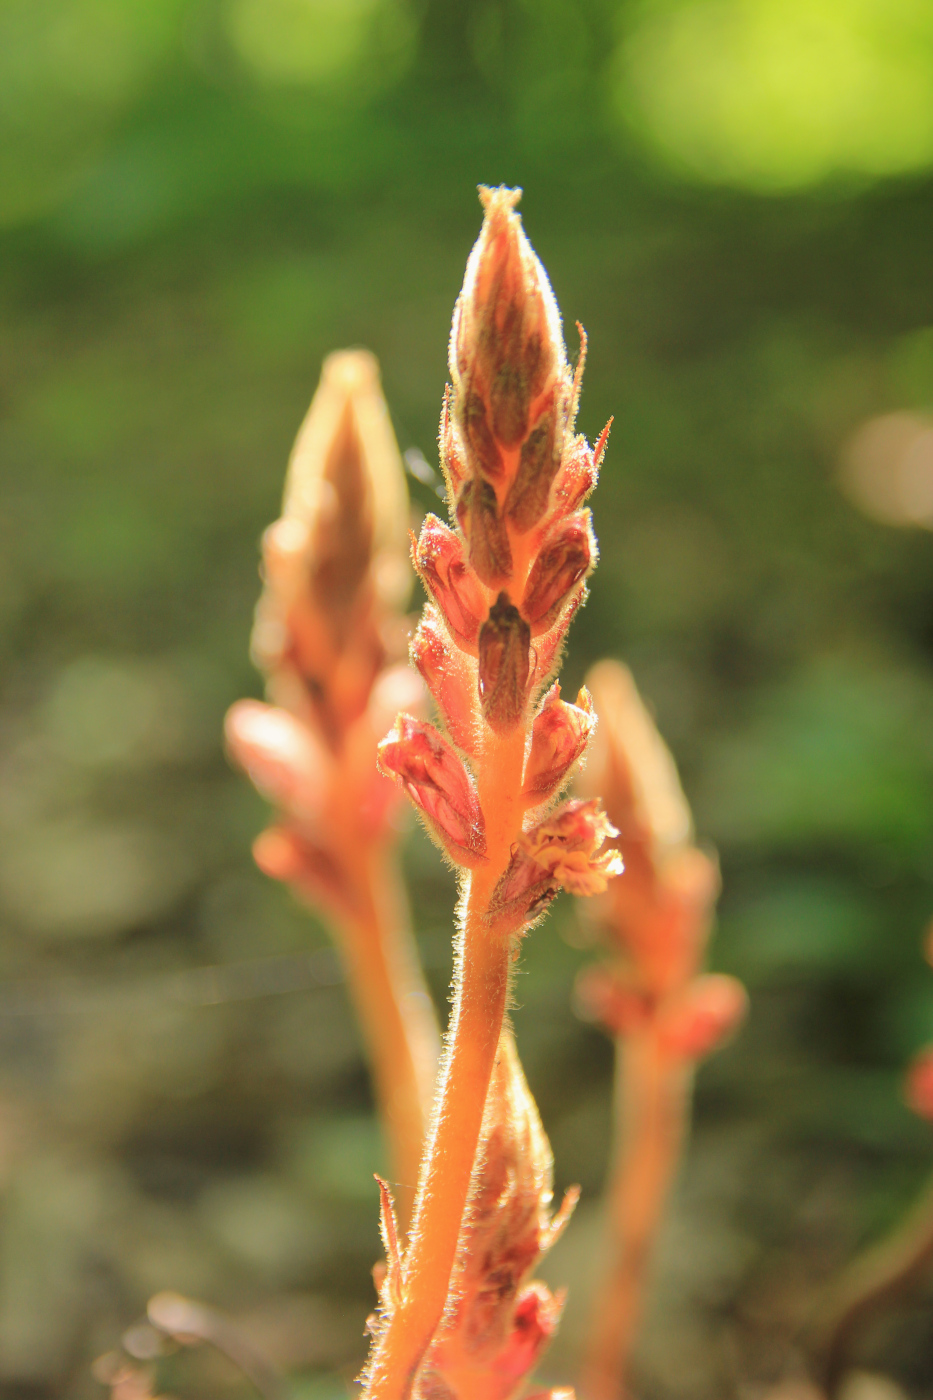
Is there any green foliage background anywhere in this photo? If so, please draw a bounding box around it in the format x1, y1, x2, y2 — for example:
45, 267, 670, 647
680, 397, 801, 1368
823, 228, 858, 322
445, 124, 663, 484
3, 1, 933, 1395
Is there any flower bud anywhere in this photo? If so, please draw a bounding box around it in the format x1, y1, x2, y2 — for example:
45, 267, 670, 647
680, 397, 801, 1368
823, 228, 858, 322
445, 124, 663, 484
378, 714, 486, 865
224, 699, 331, 825
457, 479, 513, 586
520, 513, 594, 635
447, 186, 573, 554
551, 433, 601, 519
284, 349, 409, 577
451, 187, 565, 457
657, 974, 748, 1060
460, 387, 506, 481
478, 593, 531, 733
523, 684, 596, 802
528, 594, 584, 691
415, 514, 487, 652
505, 390, 566, 533
411, 609, 477, 755
248, 349, 412, 741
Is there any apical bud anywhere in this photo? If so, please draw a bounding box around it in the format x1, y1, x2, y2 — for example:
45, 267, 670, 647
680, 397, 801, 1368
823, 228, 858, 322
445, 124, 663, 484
378, 714, 486, 865
478, 593, 531, 733
247, 349, 412, 741
520, 513, 594, 635
415, 514, 487, 652
451, 188, 565, 458
410, 609, 477, 755
284, 349, 409, 580
448, 186, 573, 542
524, 685, 596, 802
457, 478, 513, 586
657, 974, 748, 1060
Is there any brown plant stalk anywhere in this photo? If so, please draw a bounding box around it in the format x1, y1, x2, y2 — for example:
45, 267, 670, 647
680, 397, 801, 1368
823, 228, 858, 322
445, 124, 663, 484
225, 350, 439, 1222
363, 186, 619, 1400
576, 662, 747, 1400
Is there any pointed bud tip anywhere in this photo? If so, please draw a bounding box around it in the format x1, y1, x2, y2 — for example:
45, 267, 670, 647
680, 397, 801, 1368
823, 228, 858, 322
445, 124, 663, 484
321, 348, 380, 395
478, 184, 522, 213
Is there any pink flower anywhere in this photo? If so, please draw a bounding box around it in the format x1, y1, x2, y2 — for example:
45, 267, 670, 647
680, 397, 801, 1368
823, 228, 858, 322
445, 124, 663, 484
520, 799, 623, 897
378, 714, 486, 865
414, 514, 487, 652
490, 799, 623, 929
524, 684, 596, 801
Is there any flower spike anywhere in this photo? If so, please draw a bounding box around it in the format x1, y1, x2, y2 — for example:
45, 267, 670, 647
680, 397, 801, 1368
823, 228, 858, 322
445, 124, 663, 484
363, 189, 616, 1400
227, 350, 439, 1228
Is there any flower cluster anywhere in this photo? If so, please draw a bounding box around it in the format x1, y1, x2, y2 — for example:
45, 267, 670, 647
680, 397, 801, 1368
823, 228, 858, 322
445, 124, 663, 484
363, 187, 619, 1400
378, 186, 617, 921
225, 349, 419, 921
224, 349, 438, 1224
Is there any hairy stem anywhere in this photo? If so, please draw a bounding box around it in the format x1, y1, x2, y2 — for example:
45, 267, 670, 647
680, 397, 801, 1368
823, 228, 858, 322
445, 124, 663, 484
365, 728, 526, 1400
336, 846, 440, 1227
582, 1024, 691, 1400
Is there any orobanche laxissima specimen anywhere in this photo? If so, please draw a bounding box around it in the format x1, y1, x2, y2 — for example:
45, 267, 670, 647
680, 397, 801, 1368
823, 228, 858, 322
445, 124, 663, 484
364, 187, 620, 1400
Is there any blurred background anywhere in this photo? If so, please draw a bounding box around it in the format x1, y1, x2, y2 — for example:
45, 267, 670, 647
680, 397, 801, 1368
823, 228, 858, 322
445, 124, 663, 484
4, 1, 933, 1396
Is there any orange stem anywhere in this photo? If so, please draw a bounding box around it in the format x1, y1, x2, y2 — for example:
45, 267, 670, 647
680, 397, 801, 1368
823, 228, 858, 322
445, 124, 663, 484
365, 727, 526, 1400
582, 1023, 691, 1400
335, 845, 440, 1227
